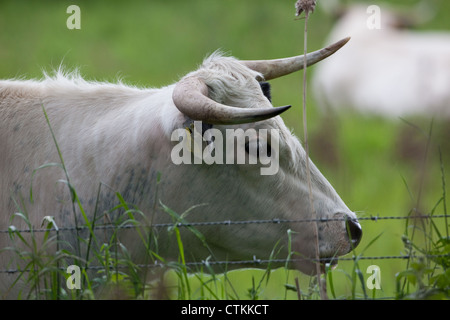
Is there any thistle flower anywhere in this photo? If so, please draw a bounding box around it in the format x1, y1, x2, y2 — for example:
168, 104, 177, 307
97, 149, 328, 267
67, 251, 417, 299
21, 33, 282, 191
295, 0, 316, 17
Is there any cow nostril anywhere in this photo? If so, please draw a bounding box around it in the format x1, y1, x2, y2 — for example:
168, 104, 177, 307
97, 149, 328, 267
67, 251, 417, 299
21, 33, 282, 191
345, 218, 362, 248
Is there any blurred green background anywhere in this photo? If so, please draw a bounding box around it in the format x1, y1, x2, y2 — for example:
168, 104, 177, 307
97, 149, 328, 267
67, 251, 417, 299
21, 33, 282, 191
1, 0, 449, 299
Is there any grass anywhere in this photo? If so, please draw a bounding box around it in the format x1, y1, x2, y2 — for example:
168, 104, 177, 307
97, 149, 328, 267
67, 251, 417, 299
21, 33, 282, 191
0, 0, 449, 299
4, 161, 448, 299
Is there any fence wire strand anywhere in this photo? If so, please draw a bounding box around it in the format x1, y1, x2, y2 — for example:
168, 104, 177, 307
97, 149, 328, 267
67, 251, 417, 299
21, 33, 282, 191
1, 254, 449, 275
1, 214, 449, 234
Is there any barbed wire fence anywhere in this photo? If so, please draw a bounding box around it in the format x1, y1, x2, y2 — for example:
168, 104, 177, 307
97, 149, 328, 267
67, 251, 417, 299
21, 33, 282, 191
1, 213, 449, 275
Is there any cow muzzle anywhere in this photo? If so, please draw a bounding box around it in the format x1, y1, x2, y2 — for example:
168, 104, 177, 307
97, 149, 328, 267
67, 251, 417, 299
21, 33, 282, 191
318, 214, 362, 272
345, 216, 362, 249
293, 212, 362, 275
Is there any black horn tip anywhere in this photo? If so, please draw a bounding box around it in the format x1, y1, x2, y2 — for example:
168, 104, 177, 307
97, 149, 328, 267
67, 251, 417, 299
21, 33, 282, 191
276, 105, 292, 113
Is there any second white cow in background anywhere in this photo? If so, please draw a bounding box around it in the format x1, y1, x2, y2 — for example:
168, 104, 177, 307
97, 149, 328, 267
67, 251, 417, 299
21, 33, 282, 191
313, 4, 450, 118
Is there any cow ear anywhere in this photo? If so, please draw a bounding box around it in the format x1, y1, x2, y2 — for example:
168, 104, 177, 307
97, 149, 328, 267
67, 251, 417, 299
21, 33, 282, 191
182, 118, 213, 135
180, 118, 216, 154
259, 82, 272, 102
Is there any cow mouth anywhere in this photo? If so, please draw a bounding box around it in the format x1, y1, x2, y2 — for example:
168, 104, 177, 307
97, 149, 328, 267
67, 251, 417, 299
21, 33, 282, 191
320, 257, 338, 273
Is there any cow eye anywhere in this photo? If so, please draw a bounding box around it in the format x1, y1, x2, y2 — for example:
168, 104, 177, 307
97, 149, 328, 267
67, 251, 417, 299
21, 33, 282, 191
259, 82, 272, 102
245, 138, 271, 158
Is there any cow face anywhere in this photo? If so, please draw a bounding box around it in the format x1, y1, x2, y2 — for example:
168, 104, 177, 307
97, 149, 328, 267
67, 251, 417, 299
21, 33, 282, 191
166, 48, 361, 274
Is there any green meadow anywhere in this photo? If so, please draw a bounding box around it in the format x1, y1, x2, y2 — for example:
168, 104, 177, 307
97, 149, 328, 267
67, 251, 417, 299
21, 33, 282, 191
0, 0, 449, 299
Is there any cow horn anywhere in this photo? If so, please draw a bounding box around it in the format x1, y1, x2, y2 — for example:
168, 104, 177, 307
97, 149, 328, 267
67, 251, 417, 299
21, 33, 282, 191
241, 37, 350, 80
172, 76, 291, 125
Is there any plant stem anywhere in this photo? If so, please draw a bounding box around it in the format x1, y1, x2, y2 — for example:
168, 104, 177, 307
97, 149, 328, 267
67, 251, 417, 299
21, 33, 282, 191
301, 11, 327, 300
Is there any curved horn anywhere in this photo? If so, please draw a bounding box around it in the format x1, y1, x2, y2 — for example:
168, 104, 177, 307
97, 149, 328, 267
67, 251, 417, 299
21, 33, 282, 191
241, 37, 350, 80
172, 77, 291, 125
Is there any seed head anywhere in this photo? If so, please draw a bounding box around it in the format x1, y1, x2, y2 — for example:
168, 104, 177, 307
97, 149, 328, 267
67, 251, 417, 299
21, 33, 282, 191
295, 0, 317, 17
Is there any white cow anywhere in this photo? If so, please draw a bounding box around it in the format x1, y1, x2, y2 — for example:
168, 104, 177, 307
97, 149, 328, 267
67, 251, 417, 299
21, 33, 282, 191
0, 38, 361, 298
313, 4, 450, 118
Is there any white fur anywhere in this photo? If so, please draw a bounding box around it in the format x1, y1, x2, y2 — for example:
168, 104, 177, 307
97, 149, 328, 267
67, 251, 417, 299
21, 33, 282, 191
0, 53, 357, 298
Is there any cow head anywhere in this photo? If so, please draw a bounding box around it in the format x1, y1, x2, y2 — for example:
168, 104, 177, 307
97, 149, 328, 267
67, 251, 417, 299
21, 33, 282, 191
164, 37, 361, 275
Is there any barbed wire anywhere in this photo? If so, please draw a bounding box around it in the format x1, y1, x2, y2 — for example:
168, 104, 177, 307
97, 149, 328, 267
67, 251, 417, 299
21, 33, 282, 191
1, 254, 448, 275
0, 214, 448, 234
